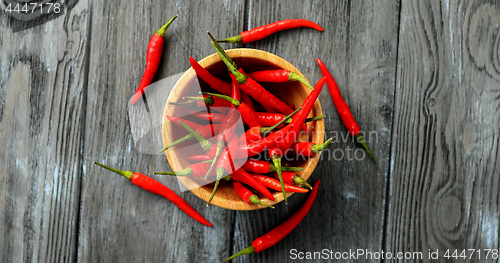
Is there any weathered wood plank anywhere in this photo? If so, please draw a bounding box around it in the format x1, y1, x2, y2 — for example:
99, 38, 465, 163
231, 0, 400, 262
78, 0, 245, 262
386, 0, 500, 262
0, 1, 90, 262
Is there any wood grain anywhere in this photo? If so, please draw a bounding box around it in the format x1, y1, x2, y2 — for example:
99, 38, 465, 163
230, 0, 401, 262
0, 1, 89, 262
386, 0, 500, 262
78, 1, 245, 262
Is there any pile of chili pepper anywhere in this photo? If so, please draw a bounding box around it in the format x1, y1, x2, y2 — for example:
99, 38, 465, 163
100, 16, 377, 261
158, 32, 329, 209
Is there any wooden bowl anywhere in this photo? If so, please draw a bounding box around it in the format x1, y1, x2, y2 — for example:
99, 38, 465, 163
162, 48, 324, 210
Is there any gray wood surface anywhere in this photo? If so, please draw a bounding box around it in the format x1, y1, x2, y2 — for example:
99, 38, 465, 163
0, 1, 89, 262
1, 0, 499, 262
386, 1, 500, 262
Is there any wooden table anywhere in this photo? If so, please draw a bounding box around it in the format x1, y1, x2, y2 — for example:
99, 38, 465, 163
1, 0, 499, 262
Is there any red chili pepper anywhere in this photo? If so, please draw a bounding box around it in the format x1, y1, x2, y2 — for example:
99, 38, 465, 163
208, 33, 294, 115
131, 16, 177, 105
316, 58, 376, 164
241, 159, 302, 174
250, 173, 308, 193
270, 171, 312, 190
276, 77, 326, 152
290, 138, 332, 157
202, 92, 261, 128
154, 162, 216, 177
239, 107, 301, 144
218, 19, 323, 44
189, 57, 231, 95
248, 69, 313, 90
93, 162, 212, 227
255, 112, 325, 132
231, 168, 275, 201
166, 115, 203, 130
169, 94, 231, 108
233, 181, 274, 208
237, 124, 294, 158
226, 180, 321, 261
240, 92, 255, 111
188, 110, 225, 123
158, 123, 221, 153
187, 154, 212, 162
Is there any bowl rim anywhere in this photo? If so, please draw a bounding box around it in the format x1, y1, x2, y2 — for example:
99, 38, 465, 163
161, 48, 324, 210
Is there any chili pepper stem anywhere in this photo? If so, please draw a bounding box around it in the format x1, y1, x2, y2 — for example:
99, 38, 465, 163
271, 154, 287, 205
158, 134, 194, 154
154, 167, 192, 176
207, 167, 225, 206
178, 120, 212, 152
249, 195, 275, 209
311, 138, 332, 154
288, 72, 314, 90
207, 32, 247, 84
270, 164, 303, 172
93, 162, 133, 180
155, 15, 178, 37
261, 107, 301, 136
201, 92, 240, 107
217, 35, 243, 44
225, 245, 256, 261
356, 134, 376, 164
204, 140, 225, 179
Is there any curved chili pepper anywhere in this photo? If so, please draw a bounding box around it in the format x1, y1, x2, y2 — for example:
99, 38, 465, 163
166, 115, 203, 130
290, 138, 332, 158
154, 162, 216, 177
131, 16, 177, 105
189, 57, 231, 95
218, 19, 323, 44
202, 92, 261, 128
93, 162, 212, 227
241, 159, 302, 174
208, 33, 294, 115
316, 58, 376, 164
233, 181, 274, 209
248, 69, 313, 90
158, 123, 221, 154
239, 107, 301, 144
226, 180, 321, 261
270, 171, 312, 190
250, 173, 308, 193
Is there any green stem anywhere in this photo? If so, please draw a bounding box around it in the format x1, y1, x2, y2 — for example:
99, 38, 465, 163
207, 32, 247, 84
204, 140, 225, 179
260, 107, 302, 136
207, 167, 226, 206
158, 134, 195, 154
155, 15, 177, 38
217, 35, 243, 44
184, 96, 214, 105
202, 92, 240, 107
288, 72, 314, 90
249, 195, 275, 209
311, 138, 332, 154
356, 134, 376, 164
93, 162, 133, 180
154, 167, 193, 176
283, 115, 326, 125
292, 175, 313, 190
225, 245, 256, 261
269, 164, 303, 172
271, 154, 287, 205
178, 120, 213, 152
